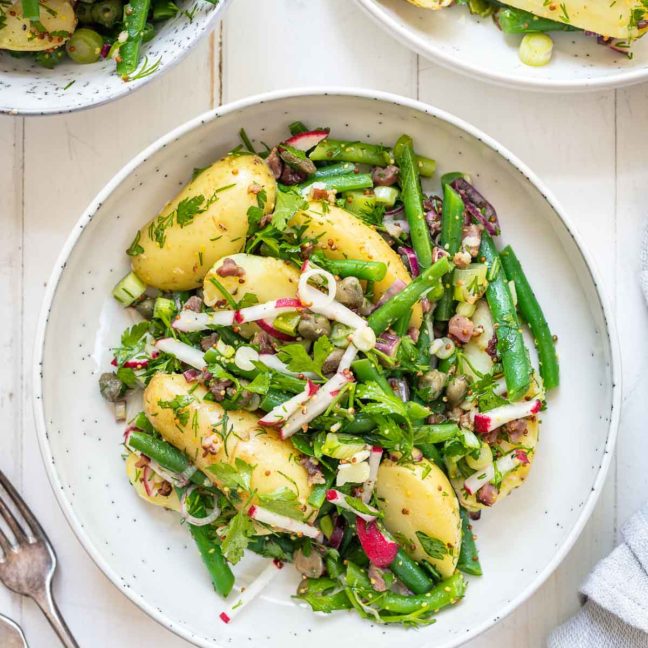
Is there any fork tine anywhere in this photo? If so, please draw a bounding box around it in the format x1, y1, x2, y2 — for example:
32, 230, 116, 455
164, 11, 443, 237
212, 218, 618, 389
0, 524, 12, 555
0, 472, 47, 542
0, 497, 28, 544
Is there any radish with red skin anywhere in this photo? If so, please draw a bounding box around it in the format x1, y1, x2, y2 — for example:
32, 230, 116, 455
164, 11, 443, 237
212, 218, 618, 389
284, 129, 329, 152
356, 518, 398, 567
473, 399, 541, 434
325, 489, 378, 522
258, 380, 319, 427
257, 319, 296, 342
248, 505, 323, 541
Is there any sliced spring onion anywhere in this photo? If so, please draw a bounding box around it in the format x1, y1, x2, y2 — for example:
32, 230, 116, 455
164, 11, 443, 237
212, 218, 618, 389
519, 33, 554, 67
112, 271, 147, 307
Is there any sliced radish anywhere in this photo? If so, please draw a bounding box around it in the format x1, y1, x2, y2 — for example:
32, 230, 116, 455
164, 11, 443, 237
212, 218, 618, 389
283, 129, 329, 152
258, 353, 318, 380
248, 505, 323, 541
237, 299, 303, 324
155, 338, 206, 370
361, 446, 383, 504
337, 344, 359, 373
325, 489, 378, 522
219, 560, 282, 624
356, 518, 398, 567
473, 399, 541, 434
257, 319, 296, 341
280, 370, 353, 439
463, 449, 529, 495
258, 380, 319, 427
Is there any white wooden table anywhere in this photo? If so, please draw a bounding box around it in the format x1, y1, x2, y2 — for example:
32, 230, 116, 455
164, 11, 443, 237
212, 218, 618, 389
0, 0, 646, 645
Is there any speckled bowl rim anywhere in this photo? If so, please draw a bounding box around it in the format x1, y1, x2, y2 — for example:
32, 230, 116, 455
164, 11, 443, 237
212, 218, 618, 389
354, 0, 648, 92
33, 87, 621, 647
0, 0, 231, 117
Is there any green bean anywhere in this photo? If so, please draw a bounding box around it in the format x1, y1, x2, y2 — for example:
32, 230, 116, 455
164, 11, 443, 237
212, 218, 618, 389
309, 139, 436, 177
368, 257, 453, 335
457, 508, 482, 576
496, 6, 576, 33
389, 549, 434, 595
116, 0, 152, 79
127, 431, 211, 487
341, 413, 375, 435
142, 22, 155, 43
413, 423, 460, 445
347, 562, 466, 614
435, 183, 465, 321
189, 524, 234, 597
313, 162, 358, 179
352, 358, 392, 394
393, 311, 410, 337
311, 252, 387, 282
297, 172, 373, 195
480, 233, 532, 401
66, 28, 104, 64
500, 245, 559, 390
393, 135, 433, 269
437, 353, 456, 373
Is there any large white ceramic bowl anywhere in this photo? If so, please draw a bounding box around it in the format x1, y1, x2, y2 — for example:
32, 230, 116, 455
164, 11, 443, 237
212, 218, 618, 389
0, 0, 230, 115
355, 0, 648, 91
33, 88, 620, 648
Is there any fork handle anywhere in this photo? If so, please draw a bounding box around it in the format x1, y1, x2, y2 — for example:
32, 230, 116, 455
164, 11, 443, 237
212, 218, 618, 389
32, 587, 79, 648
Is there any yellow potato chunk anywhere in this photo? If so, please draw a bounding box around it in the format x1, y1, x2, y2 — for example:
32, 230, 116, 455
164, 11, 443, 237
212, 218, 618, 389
376, 459, 461, 578
131, 155, 276, 291
290, 201, 422, 328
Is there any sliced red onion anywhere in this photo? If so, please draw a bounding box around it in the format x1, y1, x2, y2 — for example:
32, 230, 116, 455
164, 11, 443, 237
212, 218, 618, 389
180, 485, 220, 526
280, 370, 354, 439
372, 279, 406, 311
258, 353, 318, 380
257, 318, 296, 341
473, 399, 541, 434
156, 338, 206, 370
451, 178, 500, 236
219, 560, 282, 624
464, 450, 527, 495
328, 516, 345, 549
388, 377, 410, 403
248, 505, 323, 541
258, 380, 319, 427
397, 246, 420, 277
325, 489, 378, 522
141, 465, 155, 497
183, 368, 202, 382
375, 332, 400, 357
361, 447, 383, 504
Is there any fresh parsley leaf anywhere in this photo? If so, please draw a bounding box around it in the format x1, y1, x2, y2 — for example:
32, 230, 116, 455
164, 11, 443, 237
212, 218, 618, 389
157, 394, 195, 426
116, 366, 138, 388
258, 487, 304, 520
416, 531, 450, 560
112, 322, 150, 366
272, 190, 308, 231
278, 336, 332, 379
355, 381, 408, 419
221, 507, 254, 564
207, 457, 254, 493
245, 371, 270, 395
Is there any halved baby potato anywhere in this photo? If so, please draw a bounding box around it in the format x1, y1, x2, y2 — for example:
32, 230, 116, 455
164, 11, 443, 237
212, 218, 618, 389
290, 201, 422, 328
203, 253, 300, 308
375, 458, 461, 578
0, 0, 76, 51
143, 373, 314, 515
131, 155, 276, 291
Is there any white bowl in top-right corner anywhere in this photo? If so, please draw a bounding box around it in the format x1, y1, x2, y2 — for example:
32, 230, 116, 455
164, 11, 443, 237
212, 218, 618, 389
354, 0, 648, 91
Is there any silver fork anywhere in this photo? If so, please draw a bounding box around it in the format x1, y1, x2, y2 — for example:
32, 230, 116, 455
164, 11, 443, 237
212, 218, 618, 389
0, 471, 78, 648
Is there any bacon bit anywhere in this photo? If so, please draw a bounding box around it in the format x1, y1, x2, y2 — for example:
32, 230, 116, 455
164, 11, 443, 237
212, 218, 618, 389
134, 456, 149, 469
158, 481, 172, 497
448, 314, 474, 344
216, 258, 245, 278
248, 182, 263, 195
201, 434, 222, 456
310, 187, 336, 203
476, 483, 498, 507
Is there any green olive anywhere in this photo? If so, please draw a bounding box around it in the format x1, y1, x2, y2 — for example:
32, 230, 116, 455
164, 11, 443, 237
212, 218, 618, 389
75, 2, 95, 23
91, 0, 122, 27
65, 28, 104, 64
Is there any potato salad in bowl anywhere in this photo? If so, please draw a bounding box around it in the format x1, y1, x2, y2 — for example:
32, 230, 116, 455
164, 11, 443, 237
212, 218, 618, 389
99, 122, 559, 626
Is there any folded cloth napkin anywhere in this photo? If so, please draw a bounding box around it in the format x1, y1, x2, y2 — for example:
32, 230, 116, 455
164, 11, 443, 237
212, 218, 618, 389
547, 501, 648, 647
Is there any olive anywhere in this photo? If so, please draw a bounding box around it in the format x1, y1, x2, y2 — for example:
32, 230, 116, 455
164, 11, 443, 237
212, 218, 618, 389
91, 0, 122, 28
66, 28, 104, 64
75, 2, 95, 23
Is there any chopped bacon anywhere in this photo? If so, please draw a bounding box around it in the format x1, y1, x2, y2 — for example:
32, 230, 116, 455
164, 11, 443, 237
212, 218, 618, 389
216, 258, 245, 278
504, 418, 528, 443
476, 483, 499, 507
183, 295, 203, 312
266, 148, 283, 179
299, 457, 326, 485
448, 314, 474, 344
372, 165, 399, 187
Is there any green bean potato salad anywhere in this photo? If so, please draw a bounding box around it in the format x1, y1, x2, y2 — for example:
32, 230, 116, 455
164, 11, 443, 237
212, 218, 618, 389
0, 0, 220, 78
100, 123, 559, 626
404, 0, 648, 66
